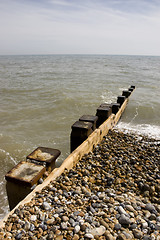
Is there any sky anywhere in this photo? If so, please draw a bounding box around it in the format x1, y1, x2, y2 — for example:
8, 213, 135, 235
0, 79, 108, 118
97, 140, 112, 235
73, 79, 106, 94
0, 0, 160, 55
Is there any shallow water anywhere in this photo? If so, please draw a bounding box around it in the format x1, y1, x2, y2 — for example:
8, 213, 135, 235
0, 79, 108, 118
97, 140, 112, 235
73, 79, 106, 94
0, 54, 160, 219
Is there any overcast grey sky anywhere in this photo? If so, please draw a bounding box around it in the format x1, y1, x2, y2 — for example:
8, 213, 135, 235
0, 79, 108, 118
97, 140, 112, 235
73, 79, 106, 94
0, 0, 160, 55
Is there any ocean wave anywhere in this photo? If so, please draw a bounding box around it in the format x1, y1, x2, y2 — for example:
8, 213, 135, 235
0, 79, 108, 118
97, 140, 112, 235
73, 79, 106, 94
0, 148, 17, 165
116, 122, 160, 140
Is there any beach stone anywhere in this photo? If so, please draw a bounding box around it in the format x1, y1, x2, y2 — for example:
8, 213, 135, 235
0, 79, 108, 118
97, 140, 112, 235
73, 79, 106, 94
46, 218, 55, 225
15, 232, 23, 240
143, 236, 152, 240
24, 221, 30, 231
74, 225, 80, 234
149, 214, 156, 220
157, 216, 160, 222
117, 233, 127, 240
142, 221, 148, 229
55, 236, 63, 240
72, 234, 79, 240
118, 206, 127, 215
104, 232, 115, 240
62, 216, 69, 222
133, 229, 143, 239
30, 215, 37, 221
155, 224, 160, 230
100, 219, 109, 229
42, 202, 51, 211
125, 205, 135, 212
30, 223, 35, 231
80, 224, 87, 232
118, 214, 131, 225
114, 223, 121, 231
60, 222, 68, 230
89, 226, 106, 236
84, 233, 94, 238
145, 203, 156, 213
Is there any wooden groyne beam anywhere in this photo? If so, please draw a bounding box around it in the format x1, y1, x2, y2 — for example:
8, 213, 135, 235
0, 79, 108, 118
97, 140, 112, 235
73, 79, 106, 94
0, 86, 135, 228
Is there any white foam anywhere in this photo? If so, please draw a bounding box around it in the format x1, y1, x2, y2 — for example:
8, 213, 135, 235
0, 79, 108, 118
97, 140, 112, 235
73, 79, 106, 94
101, 92, 116, 103
116, 122, 160, 140
0, 148, 17, 165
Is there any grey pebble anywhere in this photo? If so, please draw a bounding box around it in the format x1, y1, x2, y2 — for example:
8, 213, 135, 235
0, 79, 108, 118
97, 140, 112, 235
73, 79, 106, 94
118, 206, 127, 215
42, 202, 51, 211
143, 236, 152, 240
133, 229, 143, 239
145, 203, 156, 213
15, 232, 22, 240
119, 214, 131, 225
114, 223, 122, 230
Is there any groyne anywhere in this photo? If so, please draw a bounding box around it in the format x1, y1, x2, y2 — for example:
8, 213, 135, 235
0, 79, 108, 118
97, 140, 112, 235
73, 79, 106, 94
2, 86, 159, 239
0, 88, 131, 218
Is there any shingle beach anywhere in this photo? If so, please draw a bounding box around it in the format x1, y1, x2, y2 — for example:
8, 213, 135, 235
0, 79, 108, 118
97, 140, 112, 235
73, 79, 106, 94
0, 129, 160, 240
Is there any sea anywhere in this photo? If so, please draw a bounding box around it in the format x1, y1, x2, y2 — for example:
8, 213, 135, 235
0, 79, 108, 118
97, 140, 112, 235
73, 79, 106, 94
0, 54, 160, 219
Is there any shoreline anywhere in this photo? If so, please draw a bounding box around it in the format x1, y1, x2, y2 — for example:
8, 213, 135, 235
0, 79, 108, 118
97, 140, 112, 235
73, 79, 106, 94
0, 129, 159, 239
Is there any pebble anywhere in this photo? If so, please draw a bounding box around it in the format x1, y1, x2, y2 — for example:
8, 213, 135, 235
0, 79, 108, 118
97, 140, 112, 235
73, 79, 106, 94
117, 233, 127, 240
104, 232, 115, 240
117, 206, 127, 215
74, 225, 80, 234
125, 205, 135, 212
30, 215, 37, 221
133, 229, 143, 239
89, 226, 106, 236
84, 233, 94, 238
114, 223, 121, 231
60, 222, 68, 230
42, 202, 51, 211
145, 203, 156, 213
142, 221, 148, 229
118, 214, 131, 225
0, 129, 159, 240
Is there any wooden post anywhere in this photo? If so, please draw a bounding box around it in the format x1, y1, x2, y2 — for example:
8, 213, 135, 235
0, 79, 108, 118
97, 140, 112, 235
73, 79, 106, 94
122, 90, 132, 98
96, 106, 112, 127
26, 147, 61, 172
79, 115, 98, 131
5, 161, 46, 210
111, 103, 120, 114
99, 103, 112, 108
128, 87, 134, 92
70, 121, 93, 152
117, 96, 126, 106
